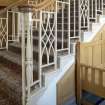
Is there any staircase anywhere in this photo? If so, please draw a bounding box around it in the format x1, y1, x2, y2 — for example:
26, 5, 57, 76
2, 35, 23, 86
0, 0, 105, 105
0, 4, 69, 105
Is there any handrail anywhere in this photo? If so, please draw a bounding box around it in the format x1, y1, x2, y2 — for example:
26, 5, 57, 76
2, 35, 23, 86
31, 0, 56, 11
0, 0, 56, 15
0, 0, 26, 15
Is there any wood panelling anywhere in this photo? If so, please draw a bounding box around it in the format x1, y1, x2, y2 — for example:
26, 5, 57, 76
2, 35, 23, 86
80, 25, 105, 68
57, 64, 75, 105
75, 25, 105, 105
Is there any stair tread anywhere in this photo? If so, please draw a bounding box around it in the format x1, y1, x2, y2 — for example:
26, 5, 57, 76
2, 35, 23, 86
0, 50, 21, 65
9, 42, 39, 53
83, 91, 105, 104
0, 64, 22, 105
0, 64, 21, 93
0, 50, 38, 68
9, 42, 55, 56
0, 90, 16, 105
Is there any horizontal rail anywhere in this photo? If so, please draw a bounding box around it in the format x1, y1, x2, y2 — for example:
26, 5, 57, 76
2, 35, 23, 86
80, 63, 105, 98
81, 63, 105, 72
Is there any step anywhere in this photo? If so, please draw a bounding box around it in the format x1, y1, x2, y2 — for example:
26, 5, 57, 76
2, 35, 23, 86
92, 23, 102, 32
100, 15, 105, 23
0, 64, 22, 105
9, 42, 39, 61
99, 100, 105, 105
8, 42, 54, 62
83, 91, 105, 105
0, 90, 15, 105
0, 50, 22, 72
83, 31, 93, 42
0, 50, 39, 80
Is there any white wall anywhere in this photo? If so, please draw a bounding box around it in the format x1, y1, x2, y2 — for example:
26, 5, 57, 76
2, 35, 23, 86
30, 55, 75, 105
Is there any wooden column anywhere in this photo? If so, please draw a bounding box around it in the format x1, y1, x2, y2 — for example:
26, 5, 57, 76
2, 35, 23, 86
75, 41, 81, 105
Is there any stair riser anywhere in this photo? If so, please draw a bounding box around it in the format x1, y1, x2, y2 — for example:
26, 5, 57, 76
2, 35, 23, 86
50, 18, 68, 23
20, 37, 67, 49
9, 45, 54, 63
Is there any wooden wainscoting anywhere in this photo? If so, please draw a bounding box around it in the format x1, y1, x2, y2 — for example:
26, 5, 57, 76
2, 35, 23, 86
57, 64, 75, 105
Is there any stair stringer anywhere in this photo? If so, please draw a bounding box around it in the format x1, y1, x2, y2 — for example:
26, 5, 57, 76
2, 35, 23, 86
30, 54, 75, 105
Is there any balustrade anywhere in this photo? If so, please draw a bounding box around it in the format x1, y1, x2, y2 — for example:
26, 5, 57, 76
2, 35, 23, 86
0, 0, 105, 105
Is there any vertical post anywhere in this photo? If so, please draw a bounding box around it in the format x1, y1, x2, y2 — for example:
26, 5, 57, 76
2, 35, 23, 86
74, 0, 76, 37
68, 0, 70, 54
21, 6, 33, 105
25, 12, 33, 105
62, 3, 64, 50
75, 41, 81, 105
6, 11, 8, 50
17, 12, 20, 42
12, 11, 15, 41
102, 0, 104, 15
21, 12, 26, 105
55, 1, 58, 75
39, 11, 42, 88
79, 0, 81, 41
88, 0, 90, 30
95, 0, 98, 22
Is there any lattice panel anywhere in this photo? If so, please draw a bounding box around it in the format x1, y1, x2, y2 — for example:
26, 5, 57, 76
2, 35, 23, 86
40, 11, 56, 67
56, 1, 70, 53
80, 0, 89, 30
0, 18, 8, 49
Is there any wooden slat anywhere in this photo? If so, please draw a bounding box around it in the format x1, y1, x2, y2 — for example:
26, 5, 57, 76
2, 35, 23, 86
75, 42, 81, 105
98, 70, 103, 87
84, 67, 88, 82
91, 68, 95, 87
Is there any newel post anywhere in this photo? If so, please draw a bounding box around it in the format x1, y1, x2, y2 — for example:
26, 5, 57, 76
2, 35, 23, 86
19, 6, 33, 105
75, 41, 81, 105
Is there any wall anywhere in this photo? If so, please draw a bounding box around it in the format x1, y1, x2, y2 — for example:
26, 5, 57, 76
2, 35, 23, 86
57, 64, 75, 105
80, 25, 105, 68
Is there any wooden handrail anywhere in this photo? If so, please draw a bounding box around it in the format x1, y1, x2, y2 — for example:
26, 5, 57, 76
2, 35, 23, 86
0, 0, 27, 15
31, 0, 56, 11
0, 0, 56, 15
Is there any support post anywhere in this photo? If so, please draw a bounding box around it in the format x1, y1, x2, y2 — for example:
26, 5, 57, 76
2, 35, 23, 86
21, 12, 26, 105
75, 41, 81, 105
20, 7, 33, 105
25, 12, 33, 105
